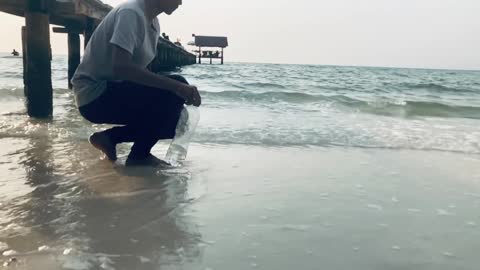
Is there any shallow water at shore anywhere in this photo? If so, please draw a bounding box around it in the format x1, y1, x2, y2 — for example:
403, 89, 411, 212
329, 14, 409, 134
1, 144, 480, 269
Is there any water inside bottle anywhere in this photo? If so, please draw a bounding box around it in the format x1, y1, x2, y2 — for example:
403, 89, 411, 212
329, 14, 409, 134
165, 106, 200, 166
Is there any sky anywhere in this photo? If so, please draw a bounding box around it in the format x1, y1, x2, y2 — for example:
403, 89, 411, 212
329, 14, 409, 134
0, 0, 479, 70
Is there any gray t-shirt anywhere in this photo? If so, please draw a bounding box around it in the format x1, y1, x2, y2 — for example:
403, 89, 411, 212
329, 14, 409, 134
72, 0, 160, 107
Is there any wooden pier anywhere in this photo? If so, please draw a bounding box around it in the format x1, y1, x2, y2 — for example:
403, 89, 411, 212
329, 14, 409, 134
0, 0, 196, 118
152, 38, 196, 71
191, 34, 228, 65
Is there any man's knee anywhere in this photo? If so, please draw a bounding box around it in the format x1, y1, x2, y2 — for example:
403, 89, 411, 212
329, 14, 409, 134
167, 74, 189, 85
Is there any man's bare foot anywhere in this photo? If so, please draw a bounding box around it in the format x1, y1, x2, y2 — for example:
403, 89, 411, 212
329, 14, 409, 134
89, 132, 117, 161
125, 154, 170, 167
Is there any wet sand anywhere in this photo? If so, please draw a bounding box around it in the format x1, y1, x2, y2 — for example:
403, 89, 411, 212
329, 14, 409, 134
1, 139, 480, 269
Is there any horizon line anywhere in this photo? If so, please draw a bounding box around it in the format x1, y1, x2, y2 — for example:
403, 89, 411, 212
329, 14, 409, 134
1, 52, 479, 72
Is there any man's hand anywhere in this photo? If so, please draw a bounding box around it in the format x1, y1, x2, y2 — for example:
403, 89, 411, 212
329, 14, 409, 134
181, 85, 202, 107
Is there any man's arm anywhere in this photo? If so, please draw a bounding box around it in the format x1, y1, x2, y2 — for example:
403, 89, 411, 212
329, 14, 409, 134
111, 45, 201, 106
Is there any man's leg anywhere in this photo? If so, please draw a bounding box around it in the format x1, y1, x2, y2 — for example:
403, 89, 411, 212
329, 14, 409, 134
81, 75, 188, 163
128, 75, 188, 161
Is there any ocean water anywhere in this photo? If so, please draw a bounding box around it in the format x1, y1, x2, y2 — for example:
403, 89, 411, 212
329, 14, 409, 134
1, 54, 480, 153
1, 53, 480, 269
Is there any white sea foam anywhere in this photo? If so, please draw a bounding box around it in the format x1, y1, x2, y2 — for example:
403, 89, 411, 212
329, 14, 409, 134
367, 204, 383, 211
280, 225, 310, 232
38, 245, 50, 251
391, 246, 401, 251
466, 221, 476, 227
2, 250, 16, 256
139, 256, 151, 263
443, 252, 455, 258
437, 209, 452, 216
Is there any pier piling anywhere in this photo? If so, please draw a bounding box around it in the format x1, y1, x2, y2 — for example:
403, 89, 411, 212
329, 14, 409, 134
68, 32, 81, 89
24, 0, 53, 117
84, 18, 95, 48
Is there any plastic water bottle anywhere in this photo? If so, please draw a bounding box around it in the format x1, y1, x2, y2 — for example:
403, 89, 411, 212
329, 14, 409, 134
165, 106, 200, 166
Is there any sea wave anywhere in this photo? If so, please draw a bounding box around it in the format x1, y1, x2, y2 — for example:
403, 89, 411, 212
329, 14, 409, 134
2, 85, 479, 120
191, 127, 480, 155
0, 87, 24, 98
360, 100, 480, 119
399, 82, 476, 93
0, 113, 478, 155
201, 90, 324, 103
0, 87, 72, 99
243, 82, 286, 89
201, 90, 480, 119
0, 71, 23, 79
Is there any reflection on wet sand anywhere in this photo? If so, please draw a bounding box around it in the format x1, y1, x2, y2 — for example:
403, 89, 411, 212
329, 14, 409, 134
0, 118, 203, 269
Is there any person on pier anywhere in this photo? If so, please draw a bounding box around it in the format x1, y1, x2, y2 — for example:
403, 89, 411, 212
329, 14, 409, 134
72, 0, 201, 167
